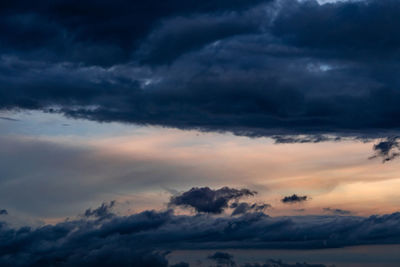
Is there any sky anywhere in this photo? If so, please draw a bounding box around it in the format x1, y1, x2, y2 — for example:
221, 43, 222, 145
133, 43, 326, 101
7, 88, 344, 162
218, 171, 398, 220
1, 0, 400, 266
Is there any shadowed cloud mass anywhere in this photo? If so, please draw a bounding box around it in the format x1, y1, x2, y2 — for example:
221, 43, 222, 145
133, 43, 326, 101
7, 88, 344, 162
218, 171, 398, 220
169, 187, 257, 214
1, 0, 400, 142
1, 198, 400, 265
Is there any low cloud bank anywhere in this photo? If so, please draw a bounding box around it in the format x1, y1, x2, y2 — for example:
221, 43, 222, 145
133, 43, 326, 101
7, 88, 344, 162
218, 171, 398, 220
1, 195, 400, 265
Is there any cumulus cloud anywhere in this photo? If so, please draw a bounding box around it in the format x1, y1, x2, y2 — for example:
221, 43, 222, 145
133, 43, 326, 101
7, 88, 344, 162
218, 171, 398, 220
169, 187, 256, 214
281, 194, 308, 204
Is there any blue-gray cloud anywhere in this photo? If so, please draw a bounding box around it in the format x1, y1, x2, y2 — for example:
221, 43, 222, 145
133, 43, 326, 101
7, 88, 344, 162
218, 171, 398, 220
1, 0, 400, 141
169, 187, 256, 214
1, 206, 400, 265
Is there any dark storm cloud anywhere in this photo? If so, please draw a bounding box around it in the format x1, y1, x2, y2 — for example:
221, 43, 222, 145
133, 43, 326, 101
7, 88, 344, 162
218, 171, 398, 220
0, 0, 267, 66
323, 208, 352, 216
272, 0, 400, 58
136, 9, 263, 65
2, 207, 400, 265
0, 210, 7, 215
281, 194, 308, 204
169, 187, 256, 214
2, 0, 400, 141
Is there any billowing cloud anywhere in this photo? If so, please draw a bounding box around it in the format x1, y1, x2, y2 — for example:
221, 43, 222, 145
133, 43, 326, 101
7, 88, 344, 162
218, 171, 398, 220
169, 187, 256, 214
0, 0, 267, 66
281, 194, 308, 204
1, 0, 400, 141
1, 204, 400, 265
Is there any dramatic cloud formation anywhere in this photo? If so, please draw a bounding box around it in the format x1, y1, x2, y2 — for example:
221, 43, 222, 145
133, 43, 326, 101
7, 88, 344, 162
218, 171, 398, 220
1, 0, 400, 141
169, 187, 256, 214
281, 194, 308, 204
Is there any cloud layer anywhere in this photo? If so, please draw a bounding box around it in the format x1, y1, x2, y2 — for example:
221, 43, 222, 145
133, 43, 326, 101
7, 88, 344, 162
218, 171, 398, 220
1, 204, 400, 265
2, 0, 400, 139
